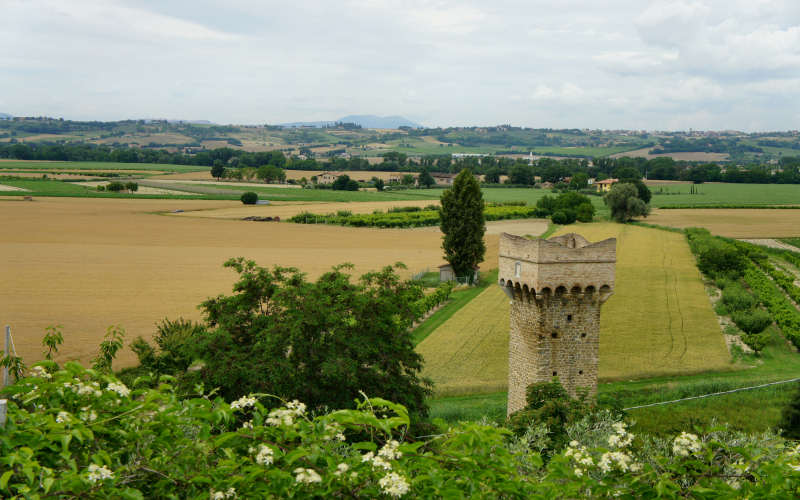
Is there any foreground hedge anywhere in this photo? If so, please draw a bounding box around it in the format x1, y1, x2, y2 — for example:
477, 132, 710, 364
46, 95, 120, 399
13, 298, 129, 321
2, 362, 800, 498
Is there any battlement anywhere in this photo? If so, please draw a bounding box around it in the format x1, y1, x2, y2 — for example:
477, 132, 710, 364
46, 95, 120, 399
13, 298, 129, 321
498, 232, 616, 299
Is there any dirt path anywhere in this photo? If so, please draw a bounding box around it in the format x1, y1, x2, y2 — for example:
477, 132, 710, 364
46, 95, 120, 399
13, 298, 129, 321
739, 239, 800, 251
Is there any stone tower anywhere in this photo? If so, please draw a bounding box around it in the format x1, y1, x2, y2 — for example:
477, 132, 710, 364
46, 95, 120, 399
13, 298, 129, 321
498, 232, 616, 415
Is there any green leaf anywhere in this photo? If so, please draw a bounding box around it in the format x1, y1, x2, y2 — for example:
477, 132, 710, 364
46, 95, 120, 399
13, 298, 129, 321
0, 470, 13, 490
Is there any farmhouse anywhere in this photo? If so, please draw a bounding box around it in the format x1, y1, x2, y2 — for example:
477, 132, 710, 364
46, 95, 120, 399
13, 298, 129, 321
595, 178, 618, 193
317, 172, 339, 184
431, 172, 458, 186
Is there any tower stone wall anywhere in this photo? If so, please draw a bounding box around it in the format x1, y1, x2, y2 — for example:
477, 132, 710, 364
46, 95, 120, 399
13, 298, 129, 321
499, 233, 616, 415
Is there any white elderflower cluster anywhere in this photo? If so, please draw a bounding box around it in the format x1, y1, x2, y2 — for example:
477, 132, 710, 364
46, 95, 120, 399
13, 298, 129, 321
79, 407, 98, 422
55, 411, 70, 424
379, 472, 410, 497
30, 365, 52, 379
230, 395, 257, 411
106, 381, 130, 398
361, 452, 392, 470
294, 468, 322, 484
65, 380, 103, 397
209, 487, 236, 499
323, 422, 346, 442
240, 420, 253, 430
565, 441, 594, 476
334, 463, 349, 476
378, 440, 403, 460
266, 400, 306, 426
672, 432, 702, 457
598, 451, 638, 473
87, 464, 113, 483
253, 444, 274, 466
607, 422, 634, 449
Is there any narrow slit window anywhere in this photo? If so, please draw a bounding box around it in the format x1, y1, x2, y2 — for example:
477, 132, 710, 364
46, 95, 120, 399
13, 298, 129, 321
514, 261, 521, 278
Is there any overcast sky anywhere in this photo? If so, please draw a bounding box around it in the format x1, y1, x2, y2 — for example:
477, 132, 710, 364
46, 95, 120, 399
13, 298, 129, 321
2, 0, 799, 130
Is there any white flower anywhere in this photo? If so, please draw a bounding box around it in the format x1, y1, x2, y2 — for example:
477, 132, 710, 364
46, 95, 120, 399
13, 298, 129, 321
210, 491, 225, 500
241, 420, 253, 430
31, 365, 52, 379
569, 440, 580, 447
574, 467, 584, 477
286, 399, 306, 415
266, 408, 295, 426
334, 463, 349, 476
230, 395, 257, 410
255, 444, 274, 466
87, 464, 113, 483
294, 468, 322, 484
371, 456, 392, 470
56, 411, 70, 423
598, 451, 634, 473
673, 432, 702, 457
379, 472, 410, 497
379, 440, 403, 460
225, 487, 236, 498
361, 452, 375, 463
106, 381, 130, 398
789, 464, 800, 472
608, 434, 621, 447
324, 423, 346, 442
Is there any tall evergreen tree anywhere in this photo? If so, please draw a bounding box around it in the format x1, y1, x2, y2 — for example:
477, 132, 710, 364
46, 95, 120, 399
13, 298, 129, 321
439, 169, 485, 282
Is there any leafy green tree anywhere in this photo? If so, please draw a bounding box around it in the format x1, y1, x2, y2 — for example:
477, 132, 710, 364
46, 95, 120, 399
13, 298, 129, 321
604, 183, 649, 223
184, 258, 432, 418
509, 164, 535, 185
418, 169, 436, 188
401, 174, 415, 186
332, 175, 359, 191
483, 167, 501, 184
569, 172, 589, 190
240, 192, 258, 204
125, 182, 138, 192
211, 160, 225, 179
439, 169, 485, 282
372, 177, 385, 191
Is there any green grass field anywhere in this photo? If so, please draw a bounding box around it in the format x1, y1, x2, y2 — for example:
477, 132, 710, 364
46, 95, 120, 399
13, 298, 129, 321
0, 179, 231, 199
0, 160, 206, 173
651, 183, 800, 207
430, 325, 800, 435
417, 223, 730, 396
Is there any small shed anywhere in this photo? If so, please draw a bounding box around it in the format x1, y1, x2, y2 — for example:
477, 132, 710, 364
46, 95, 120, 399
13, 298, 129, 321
438, 264, 479, 284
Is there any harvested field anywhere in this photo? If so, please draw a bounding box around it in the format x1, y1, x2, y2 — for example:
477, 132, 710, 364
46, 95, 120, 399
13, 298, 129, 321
408, 218, 549, 236
149, 179, 301, 189
0, 197, 502, 369
418, 223, 730, 395
0, 184, 30, 191
647, 209, 800, 238
611, 147, 730, 162
153, 169, 417, 182
172, 199, 440, 220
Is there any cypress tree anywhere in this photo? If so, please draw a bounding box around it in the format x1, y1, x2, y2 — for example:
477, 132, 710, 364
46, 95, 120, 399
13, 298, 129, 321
439, 169, 485, 282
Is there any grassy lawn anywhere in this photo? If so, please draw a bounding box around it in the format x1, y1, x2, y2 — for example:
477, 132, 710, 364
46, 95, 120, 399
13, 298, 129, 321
651, 183, 800, 207
0, 179, 232, 199
430, 327, 800, 435
418, 223, 730, 396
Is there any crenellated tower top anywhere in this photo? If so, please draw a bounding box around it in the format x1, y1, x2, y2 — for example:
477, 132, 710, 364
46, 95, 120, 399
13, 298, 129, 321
498, 232, 616, 301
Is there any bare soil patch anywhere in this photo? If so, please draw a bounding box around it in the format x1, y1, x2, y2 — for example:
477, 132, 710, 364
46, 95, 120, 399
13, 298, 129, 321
647, 209, 800, 238
738, 239, 800, 251
78, 181, 200, 196
0, 183, 30, 191
611, 147, 729, 162
172, 199, 440, 220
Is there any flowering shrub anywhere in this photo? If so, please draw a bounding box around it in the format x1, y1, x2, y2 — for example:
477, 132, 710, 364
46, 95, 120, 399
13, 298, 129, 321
2, 362, 800, 498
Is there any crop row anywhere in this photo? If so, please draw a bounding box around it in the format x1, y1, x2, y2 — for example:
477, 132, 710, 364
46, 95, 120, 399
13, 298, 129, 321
753, 258, 800, 305
289, 205, 550, 228
413, 282, 454, 320
743, 265, 800, 349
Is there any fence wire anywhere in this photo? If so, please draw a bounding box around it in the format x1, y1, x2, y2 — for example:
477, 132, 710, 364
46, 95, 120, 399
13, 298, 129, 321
623, 377, 800, 411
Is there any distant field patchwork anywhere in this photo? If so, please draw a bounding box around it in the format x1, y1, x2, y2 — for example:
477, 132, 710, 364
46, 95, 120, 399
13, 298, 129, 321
647, 209, 800, 238
417, 223, 730, 395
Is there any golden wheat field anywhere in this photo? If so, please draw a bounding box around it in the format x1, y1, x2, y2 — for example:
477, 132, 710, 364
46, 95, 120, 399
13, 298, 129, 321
646, 209, 800, 238
417, 223, 731, 395
154, 169, 418, 182
1, 197, 510, 369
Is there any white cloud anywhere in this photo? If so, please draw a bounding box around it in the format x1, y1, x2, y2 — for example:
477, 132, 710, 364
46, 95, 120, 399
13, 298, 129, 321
1, 0, 798, 130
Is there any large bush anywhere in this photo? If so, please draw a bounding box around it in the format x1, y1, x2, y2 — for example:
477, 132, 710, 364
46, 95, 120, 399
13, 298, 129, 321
721, 284, 756, 311
240, 191, 258, 204
604, 183, 649, 223
732, 309, 772, 335
137, 258, 433, 420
